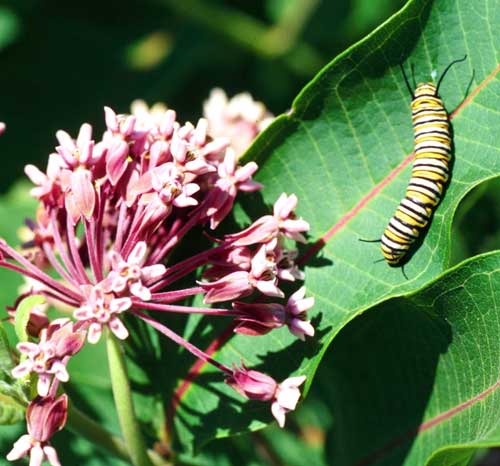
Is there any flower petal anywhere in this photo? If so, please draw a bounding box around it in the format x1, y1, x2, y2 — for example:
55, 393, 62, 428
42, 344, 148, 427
109, 316, 129, 340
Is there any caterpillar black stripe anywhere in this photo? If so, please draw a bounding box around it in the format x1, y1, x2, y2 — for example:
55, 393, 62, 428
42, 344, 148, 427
380, 56, 467, 266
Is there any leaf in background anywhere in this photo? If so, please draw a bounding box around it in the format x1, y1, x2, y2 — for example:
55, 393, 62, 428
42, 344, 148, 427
0, 6, 20, 51
14, 294, 45, 343
173, 0, 500, 452
0, 321, 13, 373
0, 391, 24, 425
314, 251, 500, 465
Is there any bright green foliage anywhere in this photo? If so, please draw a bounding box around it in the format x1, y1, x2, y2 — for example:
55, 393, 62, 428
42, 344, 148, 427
0, 321, 12, 372
317, 251, 500, 466
0, 322, 26, 426
174, 0, 500, 461
14, 295, 45, 343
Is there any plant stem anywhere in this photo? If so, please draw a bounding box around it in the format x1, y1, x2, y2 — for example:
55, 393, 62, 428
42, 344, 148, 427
66, 400, 167, 466
66, 402, 130, 462
107, 333, 155, 466
160, 0, 325, 77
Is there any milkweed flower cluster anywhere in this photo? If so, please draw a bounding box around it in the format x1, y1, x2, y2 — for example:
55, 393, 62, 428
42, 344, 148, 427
203, 88, 274, 157
1, 90, 314, 464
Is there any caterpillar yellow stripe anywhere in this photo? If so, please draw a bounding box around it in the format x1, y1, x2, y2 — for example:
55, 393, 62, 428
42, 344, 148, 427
381, 82, 452, 265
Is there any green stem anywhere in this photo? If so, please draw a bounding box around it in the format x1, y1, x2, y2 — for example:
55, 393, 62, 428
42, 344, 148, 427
268, 0, 321, 53
66, 402, 130, 462
107, 333, 155, 466
160, 0, 325, 76
66, 400, 167, 466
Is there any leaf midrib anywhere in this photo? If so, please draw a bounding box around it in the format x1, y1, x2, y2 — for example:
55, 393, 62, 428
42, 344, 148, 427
354, 377, 500, 466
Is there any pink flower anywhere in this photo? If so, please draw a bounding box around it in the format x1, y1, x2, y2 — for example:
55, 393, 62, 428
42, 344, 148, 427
226, 365, 277, 401
203, 148, 262, 229
103, 106, 141, 184
11, 319, 85, 396
74, 285, 131, 344
129, 163, 200, 209
226, 366, 306, 428
24, 154, 64, 206
232, 302, 286, 336
248, 244, 284, 298
104, 106, 136, 139
64, 166, 96, 221
55, 123, 105, 170
27, 395, 68, 442
203, 88, 274, 157
130, 99, 169, 132
200, 270, 253, 304
225, 193, 309, 246
268, 240, 305, 282
285, 287, 315, 340
7, 395, 67, 466
170, 123, 217, 176
103, 242, 166, 301
200, 243, 283, 303
0, 92, 311, 448
232, 287, 314, 339
202, 246, 252, 281
271, 376, 306, 428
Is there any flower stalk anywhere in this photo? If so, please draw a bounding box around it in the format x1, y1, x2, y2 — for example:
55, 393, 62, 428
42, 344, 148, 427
107, 333, 154, 466
66, 402, 166, 466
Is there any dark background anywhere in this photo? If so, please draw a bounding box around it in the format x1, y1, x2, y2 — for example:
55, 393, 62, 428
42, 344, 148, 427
0, 0, 406, 191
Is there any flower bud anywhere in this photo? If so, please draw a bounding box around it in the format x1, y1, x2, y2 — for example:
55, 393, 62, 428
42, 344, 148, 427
27, 395, 68, 442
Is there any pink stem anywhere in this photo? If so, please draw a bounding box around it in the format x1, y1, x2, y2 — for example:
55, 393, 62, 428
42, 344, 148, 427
0, 261, 80, 307
50, 210, 88, 284
95, 187, 107, 273
150, 243, 230, 292
149, 212, 201, 263
146, 217, 184, 265
84, 220, 103, 282
42, 243, 79, 288
120, 204, 146, 258
42, 289, 81, 308
65, 214, 91, 284
150, 286, 204, 303
132, 309, 232, 375
0, 243, 81, 301
132, 300, 233, 316
114, 201, 129, 252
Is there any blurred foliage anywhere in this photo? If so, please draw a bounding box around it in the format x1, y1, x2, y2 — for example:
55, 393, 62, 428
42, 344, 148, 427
0, 0, 405, 192
451, 178, 500, 266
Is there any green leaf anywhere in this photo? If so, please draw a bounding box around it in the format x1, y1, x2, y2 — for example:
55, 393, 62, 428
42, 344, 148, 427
14, 295, 45, 343
0, 321, 13, 373
0, 7, 20, 50
0, 392, 25, 425
313, 251, 500, 465
173, 0, 500, 453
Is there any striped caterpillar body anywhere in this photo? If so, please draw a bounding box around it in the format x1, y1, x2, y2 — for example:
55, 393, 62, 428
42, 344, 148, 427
380, 81, 451, 265
371, 55, 468, 267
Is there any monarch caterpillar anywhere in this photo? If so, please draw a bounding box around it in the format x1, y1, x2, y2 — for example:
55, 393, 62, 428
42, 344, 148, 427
362, 56, 467, 268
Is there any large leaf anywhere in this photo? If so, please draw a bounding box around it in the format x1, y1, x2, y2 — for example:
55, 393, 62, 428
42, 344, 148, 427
173, 0, 500, 452
316, 251, 500, 466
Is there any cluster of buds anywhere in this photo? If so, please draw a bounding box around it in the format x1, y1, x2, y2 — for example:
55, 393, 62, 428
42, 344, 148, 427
1, 91, 314, 464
